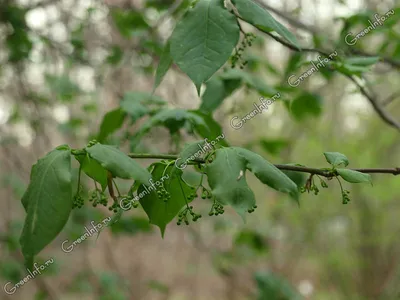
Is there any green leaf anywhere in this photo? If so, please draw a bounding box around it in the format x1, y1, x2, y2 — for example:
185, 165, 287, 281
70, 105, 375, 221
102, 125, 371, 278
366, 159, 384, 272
220, 68, 278, 97
153, 41, 173, 91
337, 169, 372, 184
139, 163, 194, 236
170, 0, 240, 93
189, 110, 229, 147
233, 147, 299, 202
232, 0, 300, 48
75, 154, 108, 190
86, 144, 151, 184
255, 272, 302, 300
290, 92, 323, 121
120, 92, 166, 122
133, 108, 211, 142
324, 152, 349, 167
177, 140, 207, 168
259, 139, 289, 156
343, 56, 380, 66
200, 76, 241, 113
97, 108, 126, 142
20, 147, 73, 270
206, 148, 256, 218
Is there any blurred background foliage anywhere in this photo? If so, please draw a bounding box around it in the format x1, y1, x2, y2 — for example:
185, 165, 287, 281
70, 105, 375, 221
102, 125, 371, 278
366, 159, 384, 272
0, 0, 399, 299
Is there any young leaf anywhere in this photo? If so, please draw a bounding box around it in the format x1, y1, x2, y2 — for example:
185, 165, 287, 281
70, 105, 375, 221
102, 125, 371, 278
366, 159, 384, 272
86, 144, 151, 185
337, 169, 372, 184
139, 164, 194, 236
97, 108, 126, 142
233, 147, 299, 202
20, 147, 73, 270
153, 41, 173, 92
206, 148, 256, 218
324, 152, 349, 167
232, 0, 300, 49
170, 0, 240, 94
75, 154, 108, 190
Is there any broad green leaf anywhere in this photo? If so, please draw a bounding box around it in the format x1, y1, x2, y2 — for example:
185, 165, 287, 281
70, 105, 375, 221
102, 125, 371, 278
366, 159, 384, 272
20, 147, 73, 270
290, 92, 323, 121
86, 143, 151, 184
200, 76, 241, 112
233, 147, 299, 202
206, 148, 256, 218
324, 152, 349, 167
337, 169, 372, 184
75, 154, 108, 190
281, 164, 307, 188
97, 108, 126, 142
139, 163, 195, 236
177, 140, 207, 168
170, 0, 240, 94
123, 91, 166, 105
153, 41, 173, 91
232, 0, 300, 48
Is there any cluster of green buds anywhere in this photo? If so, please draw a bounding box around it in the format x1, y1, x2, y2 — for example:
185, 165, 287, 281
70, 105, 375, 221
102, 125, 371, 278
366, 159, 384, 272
157, 187, 171, 203
119, 195, 139, 211
342, 189, 351, 204
86, 139, 98, 148
186, 186, 198, 202
300, 176, 327, 195
177, 206, 202, 225
247, 204, 258, 213
89, 189, 108, 207
209, 201, 224, 216
108, 201, 121, 213
200, 187, 212, 199
231, 32, 256, 69
72, 184, 85, 209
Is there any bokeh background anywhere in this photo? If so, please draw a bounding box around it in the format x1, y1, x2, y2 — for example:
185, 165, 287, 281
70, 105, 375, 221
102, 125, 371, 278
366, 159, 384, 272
0, 0, 400, 299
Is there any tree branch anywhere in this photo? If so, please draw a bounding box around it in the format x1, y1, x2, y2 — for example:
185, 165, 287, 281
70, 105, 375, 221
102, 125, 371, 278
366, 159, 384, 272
128, 153, 400, 177
259, 31, 400, 132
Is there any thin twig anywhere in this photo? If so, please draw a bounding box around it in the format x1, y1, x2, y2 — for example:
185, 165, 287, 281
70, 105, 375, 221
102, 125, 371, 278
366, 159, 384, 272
127, 153, 400, 177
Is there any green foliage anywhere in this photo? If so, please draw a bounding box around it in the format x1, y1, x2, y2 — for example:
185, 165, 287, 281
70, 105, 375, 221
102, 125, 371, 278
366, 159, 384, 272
337, 169, 372, 184
154, 41, 173, 91
232, 0, 300, 48
75, 155, 108, 190
139, 163, 195, 236
85, 143, 151, 184
97, 108, 126, 142
255, 272, 302, 300
324, 152, 349, 167
290, 92, 323, 121
20, 146, 73, 270
170, 0, 240, 93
